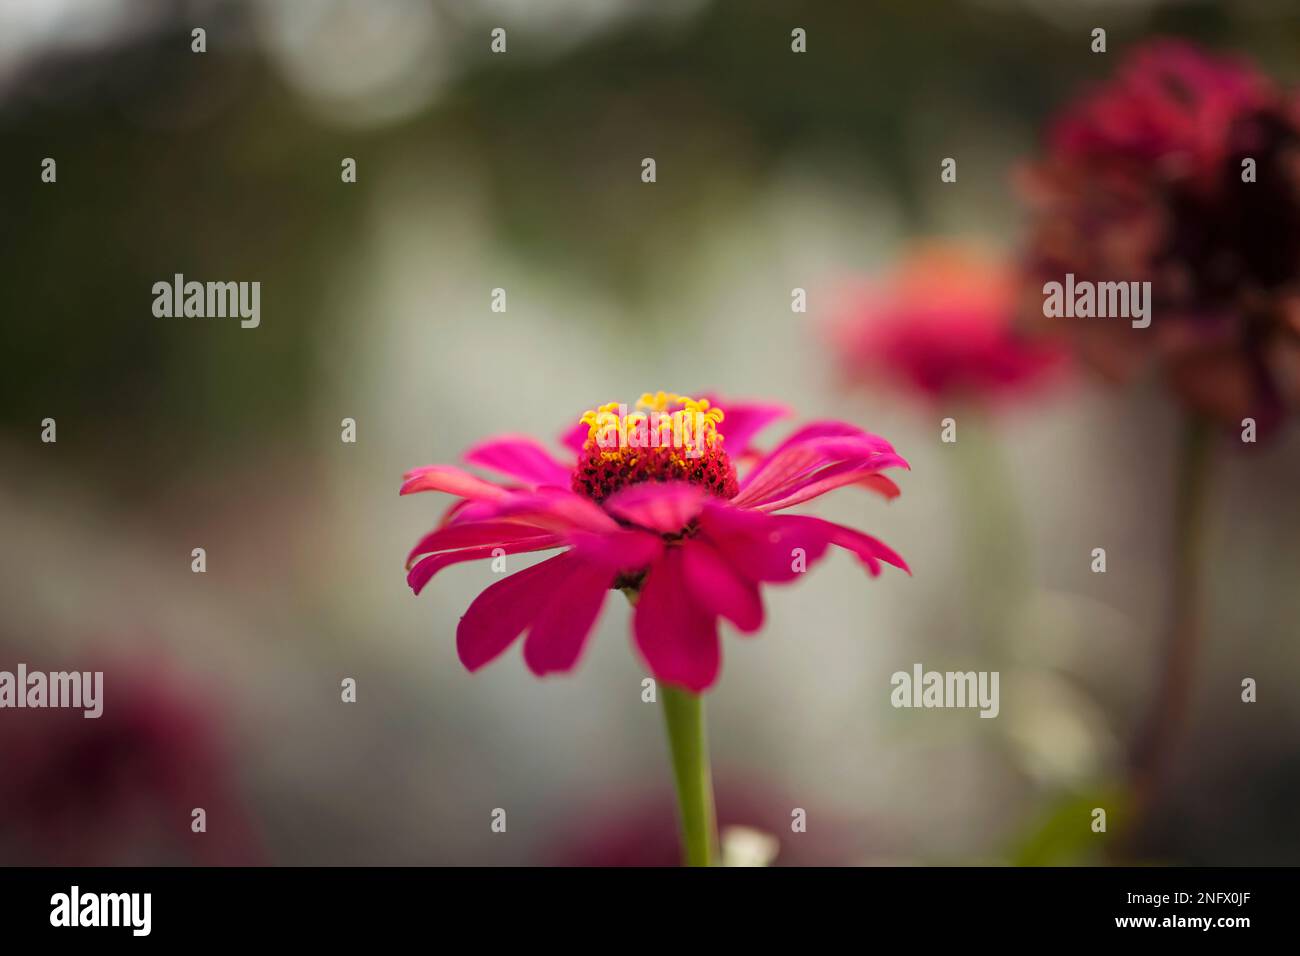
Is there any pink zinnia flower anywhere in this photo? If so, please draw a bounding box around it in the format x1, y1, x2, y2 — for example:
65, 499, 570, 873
401, 392, 908, 693
829, 244, 1064, 403
1021, 39, 1300, 429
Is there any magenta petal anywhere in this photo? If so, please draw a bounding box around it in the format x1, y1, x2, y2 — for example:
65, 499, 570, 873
764, 420, 895, 458
456, 552, 573, 671
733, 443, 840, 506
749, 458, 909, 513
400, 465, 512, 500
464, 434, 573, 488
791, 516, 911, 576
452, 488, 620, 533
559, 420, 590, 455
739, 435, 901, 497
700, 394, 790, 456
680, 539, 764, 633
737, 421, 900, 497
567, 528, 664, 572
705, 508, 908, 580
437, 497, 477, 527
408, 537, 563, 595
406, 520, 560, 568
633, 549, 721, 693
699, 505, 833, 583
856, 474, 902, 500
602, 481, 707, 534
732, 433, 908, 510
523, 557, 612, 676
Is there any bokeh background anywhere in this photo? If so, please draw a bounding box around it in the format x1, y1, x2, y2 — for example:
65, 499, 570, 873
2, 0, 1298, 865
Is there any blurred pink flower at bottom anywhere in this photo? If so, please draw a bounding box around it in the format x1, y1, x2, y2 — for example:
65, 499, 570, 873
545, 778, 872, 867
0, 657, 261, 866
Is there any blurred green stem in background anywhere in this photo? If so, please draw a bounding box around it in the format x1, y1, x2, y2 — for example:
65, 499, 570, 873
947, 409, 1028, 648
1010, 785, 1130, 865
1128, 415, 1214, 827
661, 685, 719, 867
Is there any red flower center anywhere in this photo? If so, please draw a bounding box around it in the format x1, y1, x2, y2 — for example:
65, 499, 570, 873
569, 392, 740, 504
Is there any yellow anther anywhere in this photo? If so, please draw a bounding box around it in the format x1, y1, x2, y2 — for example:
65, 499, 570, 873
579, 393, 727, 448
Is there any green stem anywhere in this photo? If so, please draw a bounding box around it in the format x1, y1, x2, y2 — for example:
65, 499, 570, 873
947, 408, 1028, 648
1128, 415, 1213, 824
660, 685, 718, 867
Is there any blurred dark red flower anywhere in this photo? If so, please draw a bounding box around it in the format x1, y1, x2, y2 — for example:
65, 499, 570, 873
546, 777, 875, 866
1021, 39, 1300, 430
830, 243, 1064, 404
0, 658, 260, 865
